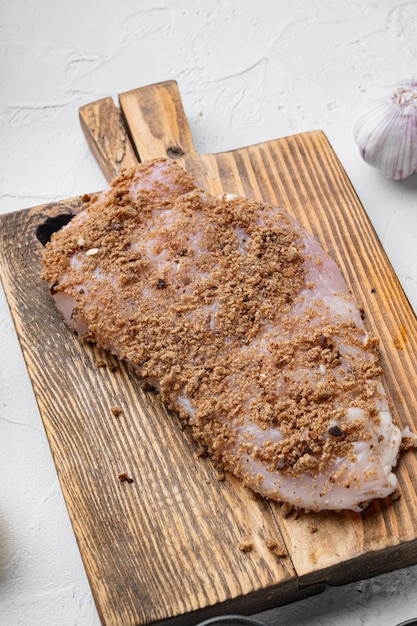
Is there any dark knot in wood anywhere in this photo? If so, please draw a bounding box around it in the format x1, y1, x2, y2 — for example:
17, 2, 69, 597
167, 145, 185, 159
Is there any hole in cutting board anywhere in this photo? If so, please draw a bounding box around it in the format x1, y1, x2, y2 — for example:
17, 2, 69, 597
36, 213, 75, 246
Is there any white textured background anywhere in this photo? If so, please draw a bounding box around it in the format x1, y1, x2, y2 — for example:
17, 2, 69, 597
1, 1, 417, 625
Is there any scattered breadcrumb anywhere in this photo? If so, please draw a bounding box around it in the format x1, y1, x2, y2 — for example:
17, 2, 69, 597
96, 359, 106, 368
265, 538, 287, 557
111, 405, 122, 417
400, 429, 417, 451
117, 472, 134, 484
238, 538, 253, 552
309, 524, 318, 534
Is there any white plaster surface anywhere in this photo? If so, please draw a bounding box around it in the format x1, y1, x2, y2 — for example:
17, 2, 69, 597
1, 1, 417, 625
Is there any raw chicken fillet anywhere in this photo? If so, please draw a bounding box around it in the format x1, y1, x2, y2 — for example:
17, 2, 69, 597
42, 159, 402, 512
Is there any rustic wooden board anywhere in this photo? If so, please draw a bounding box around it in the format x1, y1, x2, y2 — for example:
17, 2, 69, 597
1, 80, 417, 626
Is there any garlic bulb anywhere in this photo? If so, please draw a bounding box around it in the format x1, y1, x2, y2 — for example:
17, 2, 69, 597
353, 80, 417, 180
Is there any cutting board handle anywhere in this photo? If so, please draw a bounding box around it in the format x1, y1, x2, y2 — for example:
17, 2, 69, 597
79, 81, 198, 182
119, 80, 197, 167
79, 97, 138, 183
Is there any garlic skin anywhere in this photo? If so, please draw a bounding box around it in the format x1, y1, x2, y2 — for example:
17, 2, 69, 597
353, 80, 417, 180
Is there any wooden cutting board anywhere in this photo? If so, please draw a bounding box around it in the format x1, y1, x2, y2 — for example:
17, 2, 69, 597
1, 80, 417, 626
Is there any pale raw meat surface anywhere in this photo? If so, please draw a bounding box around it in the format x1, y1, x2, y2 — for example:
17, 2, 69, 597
41, 159, 402, 512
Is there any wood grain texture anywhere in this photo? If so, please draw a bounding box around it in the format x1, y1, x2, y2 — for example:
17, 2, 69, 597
119, 81, 198, 168
1, 81, 417, 626
79, 96, 138, 182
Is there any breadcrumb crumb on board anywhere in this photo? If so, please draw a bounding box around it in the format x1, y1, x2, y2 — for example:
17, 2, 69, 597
117, 472, 134, 484
265, 538, 287, 558
238, 539, 254, 553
